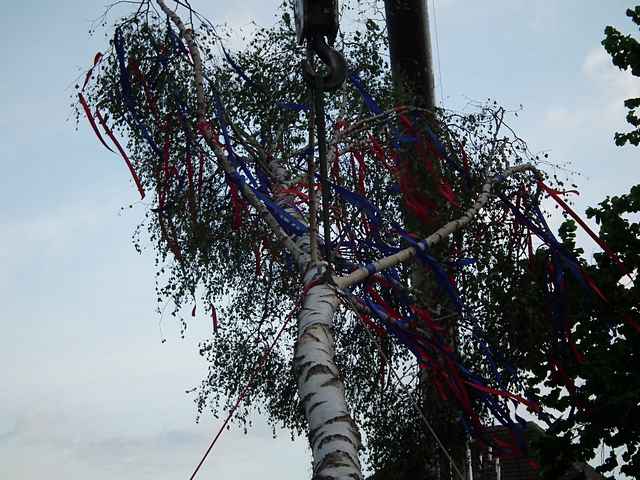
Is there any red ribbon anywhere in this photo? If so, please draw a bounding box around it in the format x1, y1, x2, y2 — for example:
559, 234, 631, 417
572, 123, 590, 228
579, 267, 607, 303
94, 109, 145, 199
186, 151, 197, 222
438, 180, 460, 208
433, 376, 449, 401
158, 128, 172, 211
464, 380, 541, 412
331, 145, 341, 183
197, 152, 205, 205
412, 305, 446, 333
276, 186, 310, 205
78, 94, 114, 153
81, 52, 103, 92
538, 180, 626, 274
398, 113, 415, 133
405, 195, 435, 225
197, 120, 222, 147
254, 242, 262, 276
368, 288, 403, 322
623, 314, 640, 334
369, 134, 395, 172
186, 152, 194, 191
128, 58, 159, 117
359, 313, 386, 337
210, 303, 218, 333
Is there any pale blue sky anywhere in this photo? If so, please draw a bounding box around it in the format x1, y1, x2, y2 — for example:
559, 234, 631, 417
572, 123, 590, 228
1, 1, 637, 479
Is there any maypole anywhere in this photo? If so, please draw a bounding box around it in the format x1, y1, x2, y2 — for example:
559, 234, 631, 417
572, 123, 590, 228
75, 1, 636, 478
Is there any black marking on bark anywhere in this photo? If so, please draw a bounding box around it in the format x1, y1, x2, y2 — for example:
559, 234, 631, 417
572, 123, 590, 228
317, 299, 335, 308
302, 331, 322, 343
324, 414, 351, 426
301, 392, 315, 406
293, 360, 314, 379
305, 364, 334, 382
309, 414, 351, 446
314, 415, 361, 449
294, 360, 314, 372
308, 400, 326, 414
313, 450, 361, 480
317, 433, 355, 451
320, 377, 342, 389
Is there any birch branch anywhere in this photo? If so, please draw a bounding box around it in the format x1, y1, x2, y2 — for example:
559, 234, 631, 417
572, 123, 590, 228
155, 0, 304, 261
334, 163, 542, 289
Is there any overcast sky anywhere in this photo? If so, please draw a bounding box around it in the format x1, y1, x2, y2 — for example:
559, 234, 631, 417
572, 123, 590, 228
1, 1, 638, 479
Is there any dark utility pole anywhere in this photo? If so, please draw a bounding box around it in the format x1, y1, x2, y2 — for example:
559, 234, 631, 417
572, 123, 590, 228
381, 2, 466, 480
384, 0, 436, 109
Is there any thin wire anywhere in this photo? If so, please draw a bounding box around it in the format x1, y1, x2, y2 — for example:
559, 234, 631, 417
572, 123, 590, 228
354, 309, 466, 480
431, 0, 445, 105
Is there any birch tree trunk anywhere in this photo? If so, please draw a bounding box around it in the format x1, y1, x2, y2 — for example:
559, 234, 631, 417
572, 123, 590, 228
270, 158, 364, 479
295, 264, 363, 479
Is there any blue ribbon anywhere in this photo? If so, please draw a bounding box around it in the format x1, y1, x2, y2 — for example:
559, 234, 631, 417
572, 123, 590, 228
114, 28, 160, 155
348, 72, 383, 115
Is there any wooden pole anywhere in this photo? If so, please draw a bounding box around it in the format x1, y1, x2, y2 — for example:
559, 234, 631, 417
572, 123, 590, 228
384, 0, 436, 109
381, 2, 466, 479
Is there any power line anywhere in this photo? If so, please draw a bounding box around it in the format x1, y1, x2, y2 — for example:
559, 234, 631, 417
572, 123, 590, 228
431, 0, 445, 105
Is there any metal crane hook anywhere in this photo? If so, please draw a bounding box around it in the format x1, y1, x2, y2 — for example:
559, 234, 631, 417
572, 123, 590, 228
302, 34, 347, 92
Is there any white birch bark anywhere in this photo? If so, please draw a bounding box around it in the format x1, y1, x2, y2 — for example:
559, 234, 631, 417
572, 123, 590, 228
295, 264, 363, 480
271, 161, 364, 480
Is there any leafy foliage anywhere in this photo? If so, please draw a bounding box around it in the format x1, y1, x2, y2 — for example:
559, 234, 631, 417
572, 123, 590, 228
522, 187, 640, 479
602, 6, 640, 146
